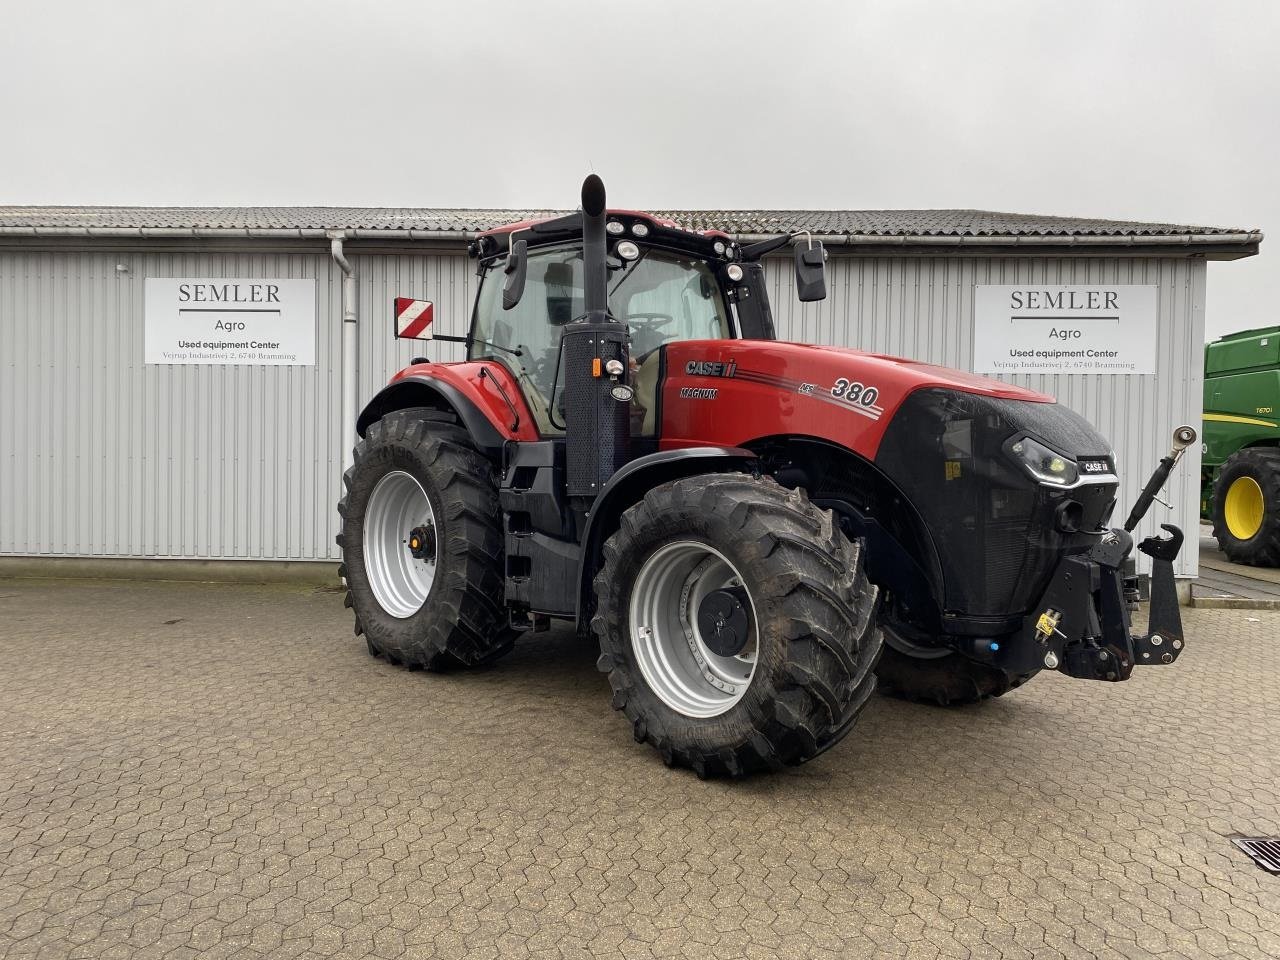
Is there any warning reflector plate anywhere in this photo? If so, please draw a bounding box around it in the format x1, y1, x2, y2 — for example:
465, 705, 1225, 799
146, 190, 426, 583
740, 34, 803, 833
394, 298, 434, 339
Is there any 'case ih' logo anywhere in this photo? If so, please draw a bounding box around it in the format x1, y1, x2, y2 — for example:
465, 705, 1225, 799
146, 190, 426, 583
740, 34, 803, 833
686, 359, 737, 378
1080, 458, 1111, 474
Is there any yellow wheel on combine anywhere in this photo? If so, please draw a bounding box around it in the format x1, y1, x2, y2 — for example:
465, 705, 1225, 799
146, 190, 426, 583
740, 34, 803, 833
1212, 449, 1280, 566
1224, 475, 1265, 540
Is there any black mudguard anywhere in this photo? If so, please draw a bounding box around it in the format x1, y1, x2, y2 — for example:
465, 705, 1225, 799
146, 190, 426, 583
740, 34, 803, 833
356, 376, 508, 457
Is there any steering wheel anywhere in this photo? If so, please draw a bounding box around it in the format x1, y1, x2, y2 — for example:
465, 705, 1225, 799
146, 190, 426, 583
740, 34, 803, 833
625, 312, 676, 365
626, 312, 677, 329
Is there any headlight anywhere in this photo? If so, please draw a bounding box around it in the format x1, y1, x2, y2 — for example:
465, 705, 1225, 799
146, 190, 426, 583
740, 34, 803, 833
616, 240, 641, 260
1009, 436, 1079, 486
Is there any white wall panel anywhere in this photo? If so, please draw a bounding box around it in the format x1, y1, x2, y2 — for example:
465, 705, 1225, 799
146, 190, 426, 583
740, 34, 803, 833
1, 249, 343, 560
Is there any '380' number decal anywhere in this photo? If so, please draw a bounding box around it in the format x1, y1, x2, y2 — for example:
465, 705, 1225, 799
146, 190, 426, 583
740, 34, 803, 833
832, 378, 879, 407
828, 378, 885, 421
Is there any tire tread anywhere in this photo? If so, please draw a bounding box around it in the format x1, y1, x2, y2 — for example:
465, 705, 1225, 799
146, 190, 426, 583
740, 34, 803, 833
337, 407, 514, 670
592, 474, 881, 777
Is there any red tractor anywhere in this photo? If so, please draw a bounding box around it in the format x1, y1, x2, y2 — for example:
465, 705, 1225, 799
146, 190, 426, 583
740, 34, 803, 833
338, 176, 1194, 777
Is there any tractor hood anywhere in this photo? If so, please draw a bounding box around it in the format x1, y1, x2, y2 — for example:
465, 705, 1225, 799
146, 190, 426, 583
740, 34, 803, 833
660, 339, 1055, 460
799, 344, 1054, 403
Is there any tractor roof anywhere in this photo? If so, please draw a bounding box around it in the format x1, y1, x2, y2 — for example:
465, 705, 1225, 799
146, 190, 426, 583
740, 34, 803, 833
479, 209, 730, 240
472, 209, 734, 261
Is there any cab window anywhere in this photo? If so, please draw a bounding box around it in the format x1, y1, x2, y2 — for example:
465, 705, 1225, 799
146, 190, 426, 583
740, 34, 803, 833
470, 247, 583, 434
609, 252, 730, 437
470, 245, 730, 436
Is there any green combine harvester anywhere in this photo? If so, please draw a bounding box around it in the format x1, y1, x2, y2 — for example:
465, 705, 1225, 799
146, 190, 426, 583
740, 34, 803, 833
1203, 326, 1280, 565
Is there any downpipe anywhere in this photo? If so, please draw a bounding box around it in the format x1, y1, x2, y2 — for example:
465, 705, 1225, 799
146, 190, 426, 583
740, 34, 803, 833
329, 232, 358, 472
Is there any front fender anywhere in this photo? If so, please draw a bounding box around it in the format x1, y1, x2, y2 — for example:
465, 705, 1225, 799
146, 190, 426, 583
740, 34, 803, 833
357, 362, 539, 457
575, 447, 757, 623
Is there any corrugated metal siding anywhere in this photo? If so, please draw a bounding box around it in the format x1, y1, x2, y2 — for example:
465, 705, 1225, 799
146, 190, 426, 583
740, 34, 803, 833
1, 247, 1203, 577
0, 248, 477, 562
1, 249, 345, 560
764, 255, 1205, 577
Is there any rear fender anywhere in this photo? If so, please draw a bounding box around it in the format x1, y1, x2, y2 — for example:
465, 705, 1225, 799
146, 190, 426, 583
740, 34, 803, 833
575, 447, 757, 624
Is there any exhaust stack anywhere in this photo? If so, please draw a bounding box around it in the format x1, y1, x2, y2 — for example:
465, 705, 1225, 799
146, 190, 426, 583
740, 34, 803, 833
582, 174, 608, 318
562, 175, 631, 501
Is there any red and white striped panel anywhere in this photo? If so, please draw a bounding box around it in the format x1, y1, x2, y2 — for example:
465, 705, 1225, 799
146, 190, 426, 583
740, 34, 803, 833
394, 297, 435, 339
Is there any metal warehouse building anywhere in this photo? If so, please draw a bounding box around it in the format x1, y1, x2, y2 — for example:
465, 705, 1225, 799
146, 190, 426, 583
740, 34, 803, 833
0, 206, 1261, 580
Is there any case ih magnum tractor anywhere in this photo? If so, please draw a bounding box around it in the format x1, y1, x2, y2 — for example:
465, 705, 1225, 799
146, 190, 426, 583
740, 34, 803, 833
338, 176, 1194, 777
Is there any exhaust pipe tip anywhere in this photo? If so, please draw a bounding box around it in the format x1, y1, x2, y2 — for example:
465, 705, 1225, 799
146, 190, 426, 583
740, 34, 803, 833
582, 174, 606, 218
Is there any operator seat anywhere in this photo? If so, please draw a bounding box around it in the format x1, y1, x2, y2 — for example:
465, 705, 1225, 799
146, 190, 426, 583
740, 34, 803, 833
633, 350, 662, 437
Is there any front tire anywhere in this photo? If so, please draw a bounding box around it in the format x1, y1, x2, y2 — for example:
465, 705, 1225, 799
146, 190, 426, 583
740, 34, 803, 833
1212, 448, 1280, 566
337, 408, 513, 669
593, 475, 881, 777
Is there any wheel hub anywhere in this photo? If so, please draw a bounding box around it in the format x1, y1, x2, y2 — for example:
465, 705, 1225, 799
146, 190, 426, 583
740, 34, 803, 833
407, 523, 435, 561
696, 587, 752, 657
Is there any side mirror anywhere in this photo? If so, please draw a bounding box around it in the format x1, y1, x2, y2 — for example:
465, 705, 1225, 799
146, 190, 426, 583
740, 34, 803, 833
794, 240, 827, 302
503, 238, 528, 310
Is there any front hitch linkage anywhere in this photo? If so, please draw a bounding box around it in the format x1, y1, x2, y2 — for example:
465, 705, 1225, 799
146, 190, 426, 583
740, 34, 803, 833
1057, 425, 1196, 682
1058, 524, 1185, 682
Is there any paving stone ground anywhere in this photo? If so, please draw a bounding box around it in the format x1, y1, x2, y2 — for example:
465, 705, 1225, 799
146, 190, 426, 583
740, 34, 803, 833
1, 577, 1278, 960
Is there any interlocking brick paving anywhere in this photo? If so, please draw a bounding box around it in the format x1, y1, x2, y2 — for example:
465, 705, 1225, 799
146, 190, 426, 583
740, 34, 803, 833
1, 578, 1277, 959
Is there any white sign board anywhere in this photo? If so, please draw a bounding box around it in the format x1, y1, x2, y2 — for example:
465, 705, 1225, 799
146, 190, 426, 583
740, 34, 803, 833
973, 284, 1157, 375
145, 278, 316, 365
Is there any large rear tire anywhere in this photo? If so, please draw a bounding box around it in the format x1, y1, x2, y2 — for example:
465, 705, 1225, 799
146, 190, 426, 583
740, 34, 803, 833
593, 475, 881, 777
875, 622, 1038, 707
1212, 448, 1280, 567
337, 408, 514, 669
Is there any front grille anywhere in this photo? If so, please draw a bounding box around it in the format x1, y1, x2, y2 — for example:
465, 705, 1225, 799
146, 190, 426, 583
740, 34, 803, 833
985, 520, 1028, 598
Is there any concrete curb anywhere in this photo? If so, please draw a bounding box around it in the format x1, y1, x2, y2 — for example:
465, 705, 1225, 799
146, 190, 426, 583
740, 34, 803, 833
0, 556, 340, 586
1198, 556, 1280, 586
1191, 595, 1280, 610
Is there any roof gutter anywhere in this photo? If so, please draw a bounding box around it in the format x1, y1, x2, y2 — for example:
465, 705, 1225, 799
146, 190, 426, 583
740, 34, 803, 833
0, 225, 1261, 247
0, 226, 480, 241
729, 231, 1264, 247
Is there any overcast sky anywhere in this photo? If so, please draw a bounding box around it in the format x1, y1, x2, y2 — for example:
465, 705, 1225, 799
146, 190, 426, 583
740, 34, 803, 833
2, 0, 1275, 338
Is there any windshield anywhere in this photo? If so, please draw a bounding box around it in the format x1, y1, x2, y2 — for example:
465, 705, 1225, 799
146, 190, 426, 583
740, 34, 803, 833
470, 245, 730, 434
609, 251, 730, 357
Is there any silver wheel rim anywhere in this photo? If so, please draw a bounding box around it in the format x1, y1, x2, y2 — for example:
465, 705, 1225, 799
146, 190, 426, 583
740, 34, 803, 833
363, 470, 437, 619
628, 541, 759, 719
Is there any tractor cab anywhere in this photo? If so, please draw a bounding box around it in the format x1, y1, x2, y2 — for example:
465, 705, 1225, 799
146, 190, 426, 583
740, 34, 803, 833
396, 206, 827, 443
470, 214, 736, 438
